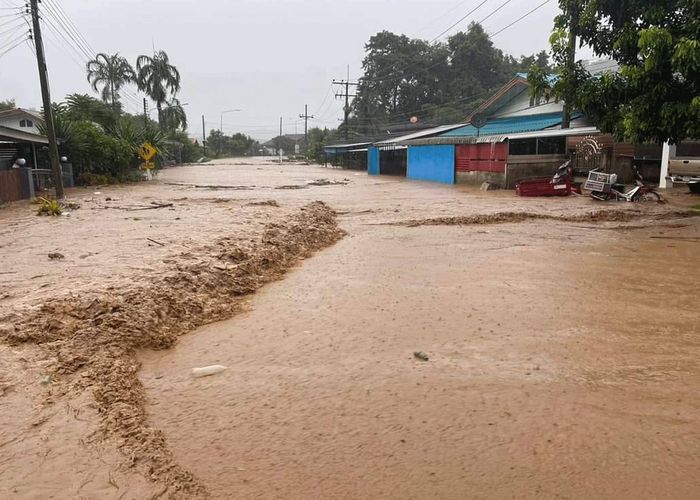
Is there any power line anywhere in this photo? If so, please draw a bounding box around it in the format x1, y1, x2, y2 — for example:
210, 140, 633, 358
411, 0, 476, 38
490, 0, 552, 38
430, 0, 489, 43
0, 30, 26, 59
478, 0, 514, 24
40, 0, 142, 112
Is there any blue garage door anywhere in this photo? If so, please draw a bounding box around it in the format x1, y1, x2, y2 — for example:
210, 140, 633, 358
368, 146, 380, 175
407, 145, 455, 184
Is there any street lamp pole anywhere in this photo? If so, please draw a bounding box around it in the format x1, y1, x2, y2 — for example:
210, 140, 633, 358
219, 109, 241, 156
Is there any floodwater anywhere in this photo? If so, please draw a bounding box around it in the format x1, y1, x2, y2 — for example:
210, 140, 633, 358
1, 158, 699, 498
131, 159, 700, 499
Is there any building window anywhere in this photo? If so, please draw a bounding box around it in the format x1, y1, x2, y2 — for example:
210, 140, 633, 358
509, 136, 566, 156
19, 119, 33, 128
509, 138, 537, 155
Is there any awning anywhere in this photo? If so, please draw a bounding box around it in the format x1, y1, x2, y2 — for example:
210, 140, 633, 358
405, 126, 600, 146
0, 125, 49, 145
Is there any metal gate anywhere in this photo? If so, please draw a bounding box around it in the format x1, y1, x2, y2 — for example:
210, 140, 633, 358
572, 135, 604, 174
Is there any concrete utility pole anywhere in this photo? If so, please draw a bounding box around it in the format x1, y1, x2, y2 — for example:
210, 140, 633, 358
299, 104, 314, 153
561, 2, 579, 129
333, 65, 359, 142
29, 0, 63, 199
201, 114, 206, 156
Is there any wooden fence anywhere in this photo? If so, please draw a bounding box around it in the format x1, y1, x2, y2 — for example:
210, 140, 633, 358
0, 169, 28, 203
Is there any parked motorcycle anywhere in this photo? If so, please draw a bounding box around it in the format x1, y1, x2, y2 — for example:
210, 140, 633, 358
584, 167, 663, 202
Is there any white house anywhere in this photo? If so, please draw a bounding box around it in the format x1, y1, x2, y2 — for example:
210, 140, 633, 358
0, 108, 43, 135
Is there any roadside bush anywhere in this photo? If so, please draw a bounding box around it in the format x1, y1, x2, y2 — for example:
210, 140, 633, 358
63, 122, 139, 183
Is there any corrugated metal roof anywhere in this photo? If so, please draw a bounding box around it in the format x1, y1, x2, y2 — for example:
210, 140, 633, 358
374, 124, 464, 146
406, 125, 600, 146
0, 125, 49, 144
440, 112, 566, 138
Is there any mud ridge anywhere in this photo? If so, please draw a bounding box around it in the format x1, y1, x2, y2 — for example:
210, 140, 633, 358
0, 201, 344, 498
397, 209, 699, 227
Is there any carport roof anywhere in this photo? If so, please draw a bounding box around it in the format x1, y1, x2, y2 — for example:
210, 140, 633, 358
0, 125, 49, 145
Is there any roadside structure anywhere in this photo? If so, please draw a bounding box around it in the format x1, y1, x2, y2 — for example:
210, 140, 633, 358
362, 60, 676, 188
0, 108, 75, 202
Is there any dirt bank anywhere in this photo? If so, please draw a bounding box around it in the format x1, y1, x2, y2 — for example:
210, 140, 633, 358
1, 201, 343, 498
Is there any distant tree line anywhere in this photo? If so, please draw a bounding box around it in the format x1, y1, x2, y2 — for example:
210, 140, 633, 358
206, 130, 260, 157
348, 23, 551, 137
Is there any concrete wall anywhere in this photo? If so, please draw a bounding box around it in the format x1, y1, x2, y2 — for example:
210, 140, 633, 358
507, 155, 567, 188
407, 145, 455, 184
368, 146, 380, 175
455, 170, 506, 187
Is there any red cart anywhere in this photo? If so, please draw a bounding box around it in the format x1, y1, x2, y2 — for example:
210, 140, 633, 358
515, 161, 579, 197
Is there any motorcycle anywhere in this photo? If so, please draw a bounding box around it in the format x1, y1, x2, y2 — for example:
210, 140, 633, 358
584, 166, 663, 202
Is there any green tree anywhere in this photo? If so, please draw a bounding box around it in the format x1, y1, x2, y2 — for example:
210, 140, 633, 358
136, 51, 181, 130
530, 0, 700, 143
86, 53, 136, 113
351, 24, 545, 133
161, 97, 187, 132
64, 93, 116, 128
0, 99, 15, 111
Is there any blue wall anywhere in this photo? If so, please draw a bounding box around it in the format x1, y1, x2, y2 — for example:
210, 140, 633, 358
368, 146, 380, 175
407, 145, 455, 184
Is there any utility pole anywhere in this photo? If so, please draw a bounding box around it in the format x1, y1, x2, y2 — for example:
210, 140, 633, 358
143, 98, 148, 127
278, 116, 283, 164
29, 0, 63, 199
333, 65, 358, 142
298, 104, 314, 153
201, 114, 206, 156
561, 2, 579, 129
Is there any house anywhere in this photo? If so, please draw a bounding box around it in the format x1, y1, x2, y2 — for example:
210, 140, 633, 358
368, 60, 653, 188
0, 108, 43, 135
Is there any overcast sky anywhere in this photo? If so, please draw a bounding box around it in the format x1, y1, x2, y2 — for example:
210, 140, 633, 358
0, 0, 591, 140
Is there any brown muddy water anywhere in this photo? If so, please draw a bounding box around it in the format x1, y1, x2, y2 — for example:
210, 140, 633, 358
2, 158, 700, 499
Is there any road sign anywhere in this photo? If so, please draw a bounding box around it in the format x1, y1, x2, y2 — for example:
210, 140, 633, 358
138, 142, 157, 161
142, 160, 155, 170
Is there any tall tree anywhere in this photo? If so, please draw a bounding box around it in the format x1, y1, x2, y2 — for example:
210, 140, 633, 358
161, 97, 188, 132
136, 50, 181, 131
86, 53, 136, 113
351, 24, 541, 133
530, 0, 700, 143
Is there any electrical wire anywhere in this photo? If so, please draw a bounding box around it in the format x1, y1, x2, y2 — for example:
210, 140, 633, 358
0, 31, 27, 59
477, 0, 514, 24
489, 0, 551, 38
40, 0, 142, 112
430, 0, 489, 43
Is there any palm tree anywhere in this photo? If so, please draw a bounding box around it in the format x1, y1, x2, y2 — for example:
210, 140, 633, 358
161, 98, 188, 132
136, 50, 181, 130
86, 53, 136, 113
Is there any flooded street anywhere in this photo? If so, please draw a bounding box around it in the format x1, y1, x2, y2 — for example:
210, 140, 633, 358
2, 158, 700, 498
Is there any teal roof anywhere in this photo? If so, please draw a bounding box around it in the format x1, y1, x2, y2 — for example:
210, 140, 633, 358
516, 72, 558, 84
440, 112, 573, 138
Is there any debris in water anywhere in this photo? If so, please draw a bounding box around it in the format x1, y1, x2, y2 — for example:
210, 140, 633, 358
414, 351, 429, 361
48, 252, 64, 260
192, 365, 228, 378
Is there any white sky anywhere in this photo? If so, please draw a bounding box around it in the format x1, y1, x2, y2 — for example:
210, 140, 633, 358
0, 0, 592, 140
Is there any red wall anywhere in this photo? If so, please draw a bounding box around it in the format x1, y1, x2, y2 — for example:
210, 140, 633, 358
455, 143, 507, 173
